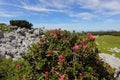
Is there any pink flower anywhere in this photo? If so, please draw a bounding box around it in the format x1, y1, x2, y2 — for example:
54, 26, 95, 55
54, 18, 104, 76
80, 41, 83, 45
15, 64, 20, 69
55, 71, 59, 75
42, 35, 47, 40
73, 45, 79, 51
83, 45, 88, 49
58, 55, 65, 62
38, 41, 43, 45
59, 74, 66, 80
47, 50, 52, 55
98, 62, 102, 65
79, 73, 84, 77
58, 28, 61, 30
16, 78, 19, 80
107, 63, 110, 67
53, 34, 58, 39
87, 33, 95, 40
66, 37, 69, 41
50, 32, 54, 36
45, 71, 49, 77
60, 33, 64, 37
50, 30, 55, 36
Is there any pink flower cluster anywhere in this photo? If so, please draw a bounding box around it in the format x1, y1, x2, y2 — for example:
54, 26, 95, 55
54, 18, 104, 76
44, 71, 49, 77
87, 33, 95, 40
83, 45, 88, 49
38, 41, 43, 45
58, 74, 66, 80
49, 28, 64, 39
73, 45, 79, 51
79, 73, 84, 77
42, 35, 47, 40
58, 55, 65, 62
15, 64, 20, 69
73, 44, 88, 51
47, 50, 52, 55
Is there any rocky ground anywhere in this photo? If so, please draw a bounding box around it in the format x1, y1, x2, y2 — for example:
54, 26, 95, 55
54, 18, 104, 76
99, 53, 120, 78
0, 27, 45, 60
108, 47, 120, 53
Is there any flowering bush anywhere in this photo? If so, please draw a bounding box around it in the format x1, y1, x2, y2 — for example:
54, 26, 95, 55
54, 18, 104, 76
23, 29, 115, 80
0, 57, 32, 80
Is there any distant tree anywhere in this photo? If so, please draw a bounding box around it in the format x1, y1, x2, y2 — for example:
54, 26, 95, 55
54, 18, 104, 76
9, 20, 33, 29
0, 23, 7, 26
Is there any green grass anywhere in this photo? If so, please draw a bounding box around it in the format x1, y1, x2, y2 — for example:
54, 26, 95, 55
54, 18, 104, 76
96, 35, 120, 58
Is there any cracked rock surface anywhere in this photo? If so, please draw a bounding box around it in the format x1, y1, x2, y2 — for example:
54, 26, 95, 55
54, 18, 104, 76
0, 28, 45, 60
99, 53, 120, 78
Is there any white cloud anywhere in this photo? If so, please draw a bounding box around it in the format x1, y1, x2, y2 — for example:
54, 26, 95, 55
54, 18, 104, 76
77, 0, 120, 16
0, 8, 23, 17
17, 0, 97, 20
38, 0, 75, 9
22, 5, 61, 12
102, 1, 120, 10
18, 0, 120, 19
69, 12, 96, 20
0, 0, 120, 20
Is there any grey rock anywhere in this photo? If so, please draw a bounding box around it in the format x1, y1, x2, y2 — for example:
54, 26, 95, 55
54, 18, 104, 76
5, 55, 11, 59
17, 38, 22, 43
99, 53, 120, 78
16, 28, 21, 33
115, 67, 120, 78
33, 28, 42, 36
30, 34, 36, 38
5, 45, 13, 49
0, 28, 45, 60
8, 26, 18, 29
2, 38, 12, 42
16, 28, 26, 36
28, 29, 34, 34
0, 30, 4, 39
0, 48, 6, 57
6, 32, 16, 40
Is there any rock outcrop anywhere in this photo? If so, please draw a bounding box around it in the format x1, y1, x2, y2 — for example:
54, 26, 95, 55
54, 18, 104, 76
0, 28, 45, 60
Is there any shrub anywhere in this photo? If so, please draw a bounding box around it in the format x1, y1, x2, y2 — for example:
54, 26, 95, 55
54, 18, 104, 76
0, 29, 115, 80
0, 23, 13, 32
23, 29, 116, 80
91, 31, 120, 36
9, 20, 33, 29
0, 57, 32, 80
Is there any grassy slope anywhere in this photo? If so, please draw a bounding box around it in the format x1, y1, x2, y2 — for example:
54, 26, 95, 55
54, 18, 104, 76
96, 35, 120, 58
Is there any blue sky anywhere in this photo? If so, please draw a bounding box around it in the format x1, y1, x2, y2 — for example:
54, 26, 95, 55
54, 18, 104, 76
0, 0, 120, 31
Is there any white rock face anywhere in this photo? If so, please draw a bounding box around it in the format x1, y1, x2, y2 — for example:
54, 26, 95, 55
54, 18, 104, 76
0, 28, 44, 60
99, 53, 120, 78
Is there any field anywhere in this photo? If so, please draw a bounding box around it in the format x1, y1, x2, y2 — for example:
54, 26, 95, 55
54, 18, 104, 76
96, 35, 120, 58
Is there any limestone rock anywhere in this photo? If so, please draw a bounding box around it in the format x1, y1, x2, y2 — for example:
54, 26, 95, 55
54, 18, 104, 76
0, 27, 44, 60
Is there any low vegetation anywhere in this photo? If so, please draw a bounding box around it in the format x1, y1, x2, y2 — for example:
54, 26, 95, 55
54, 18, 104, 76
96, 35, 120, 58
0, 23, 13, 32
0, 29, 116, 80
